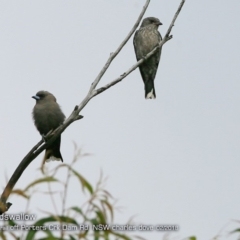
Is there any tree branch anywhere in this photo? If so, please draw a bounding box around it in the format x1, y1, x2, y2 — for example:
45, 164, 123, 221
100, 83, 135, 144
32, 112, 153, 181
0, 0, 186, 214
93, 0, 186, 96
89, 0, 150, 92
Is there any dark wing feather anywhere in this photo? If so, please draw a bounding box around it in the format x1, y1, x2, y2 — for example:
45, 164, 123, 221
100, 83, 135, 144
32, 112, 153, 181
133, 28, 162, 84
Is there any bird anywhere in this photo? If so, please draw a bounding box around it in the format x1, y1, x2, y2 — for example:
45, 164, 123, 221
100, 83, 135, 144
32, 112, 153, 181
133, 17, 162, 99
32, 90, 65, 163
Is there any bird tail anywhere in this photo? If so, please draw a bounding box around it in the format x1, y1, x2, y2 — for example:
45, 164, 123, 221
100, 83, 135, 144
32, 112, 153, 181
43, 136, 63, 163
145, 81, 156, 99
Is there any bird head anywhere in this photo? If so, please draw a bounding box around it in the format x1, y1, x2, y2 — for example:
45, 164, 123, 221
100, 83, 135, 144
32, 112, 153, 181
32, 91, 57, 103
141, 17, 162, 28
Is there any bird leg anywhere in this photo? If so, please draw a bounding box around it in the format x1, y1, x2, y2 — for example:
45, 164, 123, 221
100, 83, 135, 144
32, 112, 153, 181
41, 129, 54, 142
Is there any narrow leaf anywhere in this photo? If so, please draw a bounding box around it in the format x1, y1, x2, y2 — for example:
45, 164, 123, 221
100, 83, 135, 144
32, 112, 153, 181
24, 177, 59, 192
11, 189, 29, 199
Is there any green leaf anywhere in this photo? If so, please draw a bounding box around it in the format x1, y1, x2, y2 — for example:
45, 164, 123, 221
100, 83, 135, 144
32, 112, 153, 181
34, 229, 56, 240
24, 177, 59, 192
52, 164, 93, 194
101, 200, 114, 221
69, 235, 76, 240
34, 237, 61, 240
78, 229, 89, 239
230, 228, 240, 233
187, 237, 197, 240
11, 189, 29, 199
0, 231, 7, 240
96, 211, 106, 224
70, 168, 93, 194
25, 216, 79, 240
70, 206, 88, 221
70, 206, 83, 215
8, 219, 17, 226
91, 218, 99, 226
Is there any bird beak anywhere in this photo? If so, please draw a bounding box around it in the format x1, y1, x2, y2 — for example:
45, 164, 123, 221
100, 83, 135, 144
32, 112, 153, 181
157, 22, 163, 26
32, 95, 40, 100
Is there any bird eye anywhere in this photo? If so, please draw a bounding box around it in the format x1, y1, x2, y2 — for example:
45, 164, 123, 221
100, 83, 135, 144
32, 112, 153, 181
37, 93, 44, 98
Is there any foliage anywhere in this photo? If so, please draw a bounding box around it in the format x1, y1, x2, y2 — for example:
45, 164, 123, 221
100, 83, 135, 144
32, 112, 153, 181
0, 147, 142, 240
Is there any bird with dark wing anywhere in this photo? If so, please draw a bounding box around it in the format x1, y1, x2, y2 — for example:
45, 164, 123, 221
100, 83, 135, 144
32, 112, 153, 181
32, 91, 65, 163
133, 17, 162, 99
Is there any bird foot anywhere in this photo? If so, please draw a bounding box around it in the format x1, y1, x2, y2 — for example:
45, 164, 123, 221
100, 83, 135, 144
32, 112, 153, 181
42, 129, 54, 142
41, 135, 47, 142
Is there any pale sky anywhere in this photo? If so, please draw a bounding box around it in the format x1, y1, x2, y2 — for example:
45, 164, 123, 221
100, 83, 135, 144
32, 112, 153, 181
0, 1, 240, 239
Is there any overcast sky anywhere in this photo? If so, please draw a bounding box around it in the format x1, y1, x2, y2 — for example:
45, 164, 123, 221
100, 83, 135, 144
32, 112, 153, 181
0, 0, 240, 239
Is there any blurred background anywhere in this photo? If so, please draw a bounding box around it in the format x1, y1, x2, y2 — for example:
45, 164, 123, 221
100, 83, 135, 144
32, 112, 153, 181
0, 0, 240, 239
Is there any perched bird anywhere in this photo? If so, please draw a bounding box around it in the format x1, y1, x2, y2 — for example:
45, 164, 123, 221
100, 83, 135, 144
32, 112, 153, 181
32, 91, 65, 162
133, 17, 162, 99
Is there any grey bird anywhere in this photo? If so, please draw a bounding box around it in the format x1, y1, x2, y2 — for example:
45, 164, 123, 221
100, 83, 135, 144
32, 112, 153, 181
32, 91, 65, 162
133, 17, 162, 99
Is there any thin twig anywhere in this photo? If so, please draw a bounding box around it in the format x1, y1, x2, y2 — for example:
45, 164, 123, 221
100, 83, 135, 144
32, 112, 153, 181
60, 163, 71, 238
93, 0, 186, 96
164, 0, 185, 39
89, 0, 150, 92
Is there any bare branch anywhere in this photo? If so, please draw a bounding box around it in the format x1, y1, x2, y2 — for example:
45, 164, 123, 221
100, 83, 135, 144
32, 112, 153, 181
94, 0, 186, 96
89, 0, 150, 92
165, 0, 185, 39
0, 0, 186, 214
